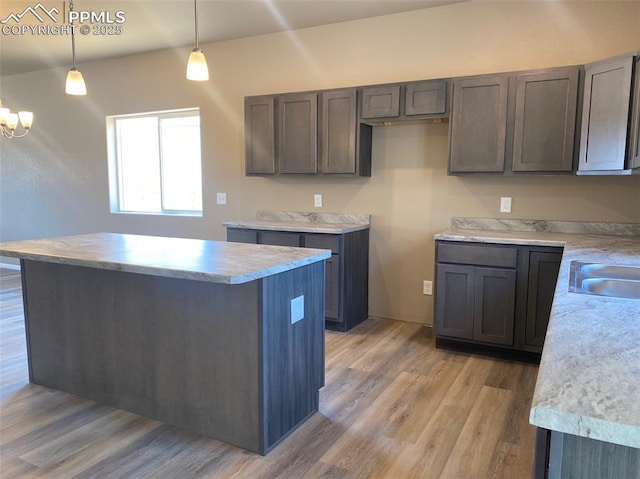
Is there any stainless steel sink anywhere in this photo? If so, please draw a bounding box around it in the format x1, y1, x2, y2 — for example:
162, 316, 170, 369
569, 261, 640, 300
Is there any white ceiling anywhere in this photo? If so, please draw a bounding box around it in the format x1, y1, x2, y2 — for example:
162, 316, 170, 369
0, 0, 465, 76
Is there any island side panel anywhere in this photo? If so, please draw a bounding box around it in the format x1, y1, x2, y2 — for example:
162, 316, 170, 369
21, 259, 263, 453
262, 261, 325, 451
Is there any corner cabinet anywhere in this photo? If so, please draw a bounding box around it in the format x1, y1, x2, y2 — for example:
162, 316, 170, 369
448, 67, 580, 174
227, 227, 369, 332
434, 240, 562, 359
244, 89, 372, 177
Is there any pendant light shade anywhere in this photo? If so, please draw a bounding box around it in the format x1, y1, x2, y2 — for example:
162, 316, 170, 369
187, 48, 209, 81
186, 0, 209, 81
66, 0, 87, 95
66, 68, 87, 95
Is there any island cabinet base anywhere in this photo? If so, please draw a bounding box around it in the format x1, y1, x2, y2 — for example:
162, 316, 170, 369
534, 428, 640, 479
20, 259, 325, 455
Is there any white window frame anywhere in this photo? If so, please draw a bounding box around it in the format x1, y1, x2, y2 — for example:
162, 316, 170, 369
106, 108, 203, 217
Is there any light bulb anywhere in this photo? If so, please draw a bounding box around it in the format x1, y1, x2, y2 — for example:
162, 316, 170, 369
66, 68, 87, 95
18, 111, 34, 129
186, 48, 209, 81
6, 113, 19, 130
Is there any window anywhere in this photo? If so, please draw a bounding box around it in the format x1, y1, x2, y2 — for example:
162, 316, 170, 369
107, 109, 203, 216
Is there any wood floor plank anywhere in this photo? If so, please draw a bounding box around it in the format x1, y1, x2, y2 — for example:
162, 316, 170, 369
0, 270, 539, 478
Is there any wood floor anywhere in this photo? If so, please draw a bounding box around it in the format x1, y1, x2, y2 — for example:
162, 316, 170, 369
0, 268, 539, 478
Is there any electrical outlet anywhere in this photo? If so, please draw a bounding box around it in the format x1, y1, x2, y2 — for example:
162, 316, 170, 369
216, 193, 227, 205
314, 194, 322, 208
423, 280, 433, 295
500, 197, 512, 213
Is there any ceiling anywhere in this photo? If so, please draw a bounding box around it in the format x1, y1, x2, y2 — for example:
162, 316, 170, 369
0, 0, 464, 76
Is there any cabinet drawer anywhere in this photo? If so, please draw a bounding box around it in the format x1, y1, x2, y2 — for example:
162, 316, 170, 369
227, 228, 258, 244
259, 231, 301, 247
304, 234, 341, 254
437, 242, 517, 268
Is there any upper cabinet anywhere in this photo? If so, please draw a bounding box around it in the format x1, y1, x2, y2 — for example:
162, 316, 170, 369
512, 69, 578, 172
360, 79, 449, 122
449, 75, 509, 173
578, 54, 635, 173
245, 96, 276, 175
245, 88, 372, 176
449, 67, 580, 174
278, 93, 318, 174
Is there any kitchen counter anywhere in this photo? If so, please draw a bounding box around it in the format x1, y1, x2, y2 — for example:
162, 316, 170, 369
436, 226, 640, 449
223, 211, 370, 234
0, 232, 331, 284
1, 232, 328, 454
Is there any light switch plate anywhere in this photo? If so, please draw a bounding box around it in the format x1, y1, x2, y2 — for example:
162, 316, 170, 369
291, 295, 304, 324
216, 193, 227, 205
423, 280, 433, 295
314, 194, 322, 208
500, 197, 512, 213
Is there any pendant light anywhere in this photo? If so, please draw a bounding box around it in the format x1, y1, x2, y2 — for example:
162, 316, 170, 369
186, 0, 209, 81
65, 0, 87, 95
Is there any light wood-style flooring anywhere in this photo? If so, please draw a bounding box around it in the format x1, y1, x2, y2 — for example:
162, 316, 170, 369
0, 268, 538, 478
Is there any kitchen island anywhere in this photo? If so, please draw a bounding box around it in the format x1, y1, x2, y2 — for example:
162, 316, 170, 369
0, 233, 331, 455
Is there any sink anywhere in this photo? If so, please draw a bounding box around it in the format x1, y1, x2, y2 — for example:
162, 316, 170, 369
569, 262, 640, 300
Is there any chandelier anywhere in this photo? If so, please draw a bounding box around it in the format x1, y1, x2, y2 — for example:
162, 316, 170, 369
0, 99, 34, 138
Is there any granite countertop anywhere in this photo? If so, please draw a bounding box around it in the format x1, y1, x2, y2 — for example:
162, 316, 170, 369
436, 223, 640, 449
224, 211, 370, 234
0, 233, 331, 285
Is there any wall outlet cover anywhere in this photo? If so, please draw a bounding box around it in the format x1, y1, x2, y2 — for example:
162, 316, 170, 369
500, 196, 512, 213
423, 280, 433, 295
216, 193, 227, 205
314, 194, 322, 208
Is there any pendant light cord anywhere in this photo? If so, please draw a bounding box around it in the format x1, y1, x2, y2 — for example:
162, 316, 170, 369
69, 0, 77, 69
193, 0, 200, 49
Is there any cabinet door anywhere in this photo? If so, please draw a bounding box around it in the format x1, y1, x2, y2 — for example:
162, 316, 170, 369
578, 55, 634, 171
512, 68, 579, 172
473, 268, 516, 346
629, 55, 640, 170
278, 93, 318, 174
325, 255, 340, 320
361, 85, 400, 119
320, 89, 357, 174
525, 252, 562, 349
405, 80, 447, 116
245, 96, 276, 174
449, 75, 509, 173
227, 228, 258, 244
435, 264, 475, 340
259, 231, 301, 247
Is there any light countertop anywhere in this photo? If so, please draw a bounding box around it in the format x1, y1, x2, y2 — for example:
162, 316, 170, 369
224, 211, 370, 234
0, 233, 331, 285
436, 228, 640, 449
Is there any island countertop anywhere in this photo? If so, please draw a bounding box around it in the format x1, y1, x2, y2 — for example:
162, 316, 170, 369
0, 233, 331, 285
435, 227, 640, 448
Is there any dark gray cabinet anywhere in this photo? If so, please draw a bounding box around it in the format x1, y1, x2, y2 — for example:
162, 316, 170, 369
227, 227, 369, 332
512, 69, 579, 172
449, 68, 580, 174
245, 96, 276, 175
405, 80, 448, 117
361, 85, 400, 119
629, 55, 640, 170
449, 75, 509, 173
521, 249, 562, 351
578, 54, 634, 172
435, 242, 517, 346
435, 241, 562, 359
320, 89, 357, 174
278, 92, 318, 174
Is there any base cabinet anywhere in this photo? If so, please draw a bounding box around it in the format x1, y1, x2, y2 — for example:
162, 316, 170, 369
434, 241, 562, 358
534, 428, 640, 479
227, 227, 369, 332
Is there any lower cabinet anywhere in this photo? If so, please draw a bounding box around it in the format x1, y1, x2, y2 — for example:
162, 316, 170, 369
227, 227, 369, 332
434, 240, 562, 359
